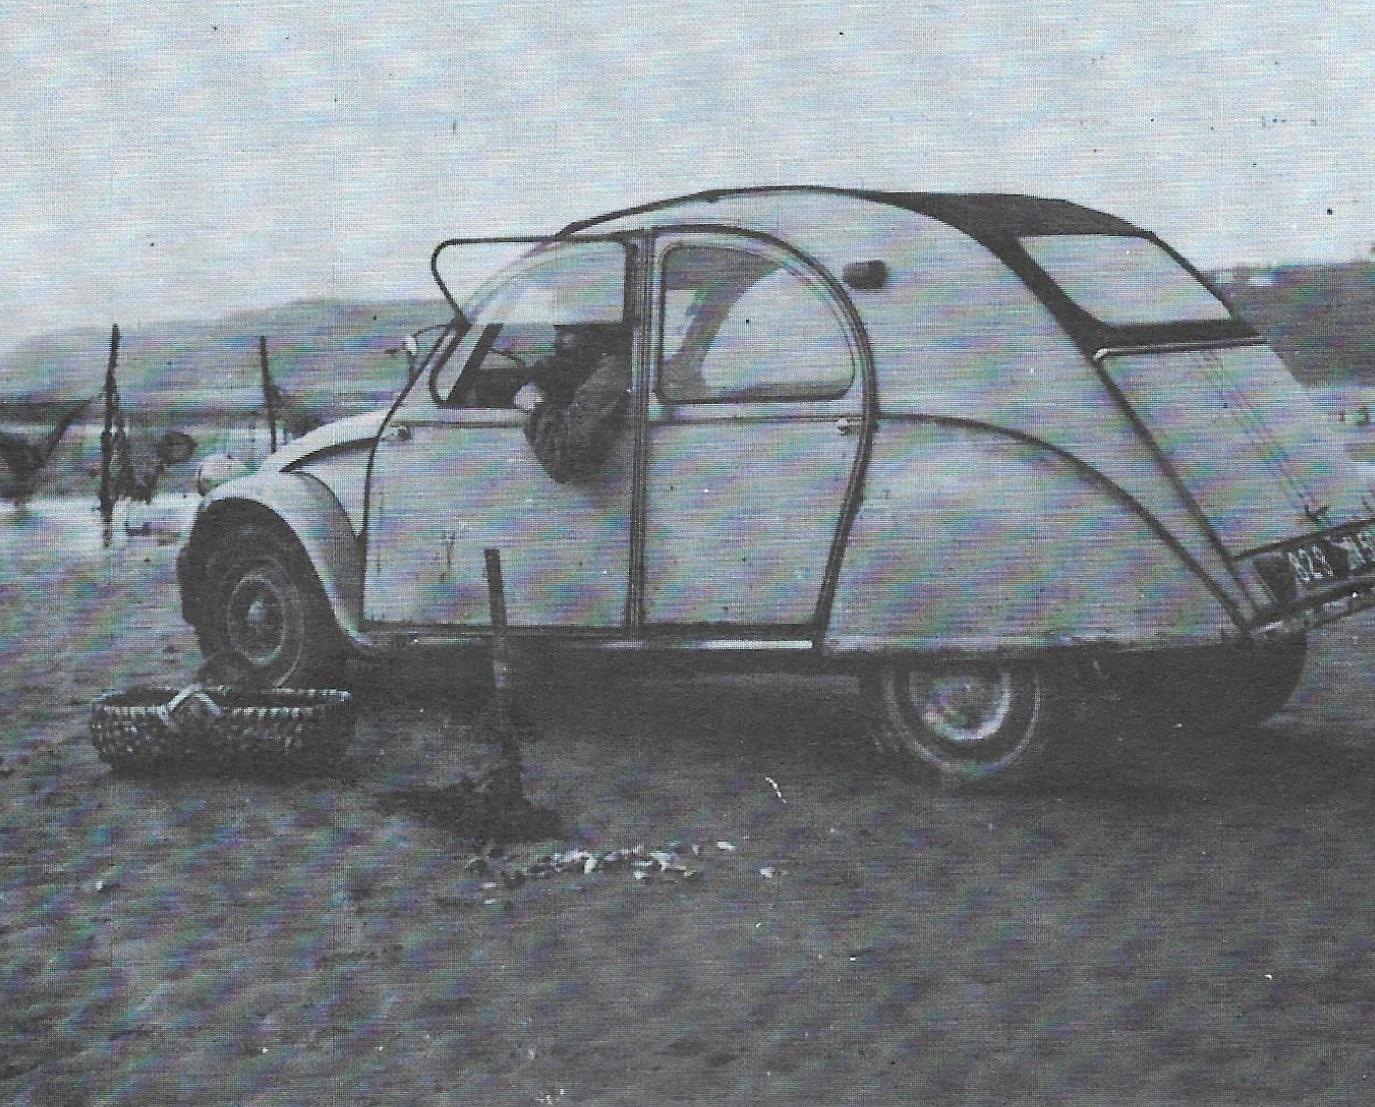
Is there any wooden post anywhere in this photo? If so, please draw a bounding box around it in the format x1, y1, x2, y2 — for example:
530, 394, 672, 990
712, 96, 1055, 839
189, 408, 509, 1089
98, 324, 120, 525
479, 546, 527, 811
483, 548, 512, 719
259, 335, 277, 453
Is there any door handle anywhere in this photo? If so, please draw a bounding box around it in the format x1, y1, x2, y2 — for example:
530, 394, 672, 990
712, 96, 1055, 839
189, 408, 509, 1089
835, 417, 854, 436
383, 423, 412, 443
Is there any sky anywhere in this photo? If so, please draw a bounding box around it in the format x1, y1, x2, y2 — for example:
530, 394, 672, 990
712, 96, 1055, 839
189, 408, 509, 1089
3, 0, 1374, 348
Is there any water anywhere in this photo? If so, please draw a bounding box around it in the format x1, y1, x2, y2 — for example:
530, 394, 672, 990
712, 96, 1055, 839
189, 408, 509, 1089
0, 493, 198, 557
4, 417, 286, 464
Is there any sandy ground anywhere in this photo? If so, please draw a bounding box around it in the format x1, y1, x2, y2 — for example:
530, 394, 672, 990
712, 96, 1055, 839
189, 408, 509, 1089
5, 519, 1375, 1105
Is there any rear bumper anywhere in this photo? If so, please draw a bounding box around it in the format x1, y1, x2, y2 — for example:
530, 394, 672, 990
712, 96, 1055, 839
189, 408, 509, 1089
1251, 583, 1375, 641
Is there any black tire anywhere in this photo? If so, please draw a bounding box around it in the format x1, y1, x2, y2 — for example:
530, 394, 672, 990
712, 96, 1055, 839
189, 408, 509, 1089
867, 660, 1066, 788
1108, 635, 1308, 735
193, 523, 344, 688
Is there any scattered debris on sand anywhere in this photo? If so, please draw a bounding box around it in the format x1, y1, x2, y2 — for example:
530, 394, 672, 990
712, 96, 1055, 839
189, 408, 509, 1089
435, 842, 721, 903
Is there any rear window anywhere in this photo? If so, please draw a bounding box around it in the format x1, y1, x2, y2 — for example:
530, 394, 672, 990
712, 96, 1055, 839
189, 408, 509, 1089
1021, 235, 1232, 327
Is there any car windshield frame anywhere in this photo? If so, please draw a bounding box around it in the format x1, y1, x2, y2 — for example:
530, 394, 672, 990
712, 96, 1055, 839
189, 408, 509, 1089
425, 235, 637, 410
430, 234, 635, 325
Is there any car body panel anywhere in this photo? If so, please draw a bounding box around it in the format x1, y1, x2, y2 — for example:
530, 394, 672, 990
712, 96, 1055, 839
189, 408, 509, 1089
640, 228, 867, 626
272, 408, 389, 471
790, 214, 1253, 612
827, 421, 1234, 652
273, 408, 389, 535
1098, 344, 1375, 554
363, 413, 634, 626
643, 412, 859, 625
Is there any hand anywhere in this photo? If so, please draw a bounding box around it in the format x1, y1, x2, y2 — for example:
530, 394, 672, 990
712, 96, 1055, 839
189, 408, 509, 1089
512, 383, 545, 413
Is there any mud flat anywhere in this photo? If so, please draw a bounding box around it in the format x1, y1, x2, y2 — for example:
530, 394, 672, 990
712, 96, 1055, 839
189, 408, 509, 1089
4, 530, 1375, 1103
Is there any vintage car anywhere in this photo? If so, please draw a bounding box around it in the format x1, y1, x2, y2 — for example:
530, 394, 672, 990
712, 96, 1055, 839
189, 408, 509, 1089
176, 186, 1375, 785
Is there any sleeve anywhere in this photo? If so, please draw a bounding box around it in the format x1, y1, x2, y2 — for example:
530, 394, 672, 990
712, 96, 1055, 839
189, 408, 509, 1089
523, 354, 630, 483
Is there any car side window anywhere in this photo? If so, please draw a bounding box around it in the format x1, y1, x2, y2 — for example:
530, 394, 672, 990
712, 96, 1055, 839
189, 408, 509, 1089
441, 323, 558, 408
657, 244, 856, 403
430, 240, 629, 408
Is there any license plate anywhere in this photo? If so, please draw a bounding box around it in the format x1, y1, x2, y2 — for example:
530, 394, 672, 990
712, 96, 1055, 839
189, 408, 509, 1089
1284, 525, 1375, 590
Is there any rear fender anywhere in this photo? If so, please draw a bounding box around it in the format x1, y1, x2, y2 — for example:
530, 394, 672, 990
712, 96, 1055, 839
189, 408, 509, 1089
183, 471, 372, 650
826, 422, 1241, 653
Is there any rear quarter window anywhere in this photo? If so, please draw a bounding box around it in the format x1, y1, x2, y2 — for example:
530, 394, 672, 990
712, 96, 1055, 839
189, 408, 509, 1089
1021, 234, 1232, 327
658, 244, 856, 403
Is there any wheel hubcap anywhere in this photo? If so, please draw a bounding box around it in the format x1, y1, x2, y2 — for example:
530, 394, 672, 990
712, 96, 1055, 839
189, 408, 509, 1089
227, 571, 289, 667
908, 669, 1015, 746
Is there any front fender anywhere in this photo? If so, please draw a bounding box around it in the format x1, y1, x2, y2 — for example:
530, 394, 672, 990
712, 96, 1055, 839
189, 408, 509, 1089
183, 470, 372, 650
826, 421, 1243, 654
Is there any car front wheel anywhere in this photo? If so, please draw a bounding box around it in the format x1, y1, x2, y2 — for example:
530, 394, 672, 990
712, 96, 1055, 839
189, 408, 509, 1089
194, 523, 343, 688
867, 660, 1064, 787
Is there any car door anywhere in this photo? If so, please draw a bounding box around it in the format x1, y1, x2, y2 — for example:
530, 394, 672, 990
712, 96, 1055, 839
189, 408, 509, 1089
642, 231, 866, 628
363, 237, 639, 628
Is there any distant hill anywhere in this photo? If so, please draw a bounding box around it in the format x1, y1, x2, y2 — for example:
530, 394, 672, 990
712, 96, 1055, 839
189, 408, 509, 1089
3, 260, 1375, 419
0, 298, 452, 423
1212, 261, 1375, 387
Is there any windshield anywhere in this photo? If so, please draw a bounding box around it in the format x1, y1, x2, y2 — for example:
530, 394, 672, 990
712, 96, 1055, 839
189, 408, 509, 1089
1021, 234, 1232, 327
433, 238, 629, 324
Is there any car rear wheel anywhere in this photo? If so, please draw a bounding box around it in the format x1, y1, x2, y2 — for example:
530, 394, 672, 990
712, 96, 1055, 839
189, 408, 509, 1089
867, 660, 1064, 787
194, 523, 344, 688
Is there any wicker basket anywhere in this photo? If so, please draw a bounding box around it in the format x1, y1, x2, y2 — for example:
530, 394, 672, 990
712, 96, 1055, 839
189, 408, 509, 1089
90, 686, 355, 774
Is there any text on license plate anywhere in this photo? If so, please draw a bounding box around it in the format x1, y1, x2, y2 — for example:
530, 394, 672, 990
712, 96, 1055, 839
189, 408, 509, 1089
1286, 526, 1375, 588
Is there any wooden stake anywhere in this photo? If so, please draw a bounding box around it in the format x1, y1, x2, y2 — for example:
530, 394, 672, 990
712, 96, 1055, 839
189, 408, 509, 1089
98, 324, 120, 525
483, 548, 512, 718
259, 335, 277, 452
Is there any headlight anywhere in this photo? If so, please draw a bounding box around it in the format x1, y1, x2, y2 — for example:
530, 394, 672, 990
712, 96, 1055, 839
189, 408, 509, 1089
194, 453, 252, 496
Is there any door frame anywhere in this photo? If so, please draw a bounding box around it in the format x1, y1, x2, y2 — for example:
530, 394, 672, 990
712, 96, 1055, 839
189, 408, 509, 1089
359, 231, 647, 633
357, 223, 878, 644
631, 223, 878, 641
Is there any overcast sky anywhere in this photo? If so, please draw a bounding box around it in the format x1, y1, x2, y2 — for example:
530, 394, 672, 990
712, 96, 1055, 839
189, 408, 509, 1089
3, 0, 1373, 348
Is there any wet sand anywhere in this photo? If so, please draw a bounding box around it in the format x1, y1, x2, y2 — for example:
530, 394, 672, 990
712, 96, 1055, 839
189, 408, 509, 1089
4, 525, 1375, 1104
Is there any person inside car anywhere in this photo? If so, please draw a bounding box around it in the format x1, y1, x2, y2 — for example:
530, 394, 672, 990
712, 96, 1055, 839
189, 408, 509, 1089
512, 323, 631, 483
